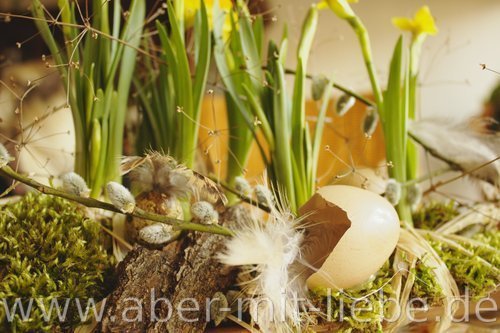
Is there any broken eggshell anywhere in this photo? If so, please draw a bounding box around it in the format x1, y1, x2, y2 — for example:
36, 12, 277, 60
299, 185, 400, 290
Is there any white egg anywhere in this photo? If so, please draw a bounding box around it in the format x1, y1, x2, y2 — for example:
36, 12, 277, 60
304, 185, 400, 290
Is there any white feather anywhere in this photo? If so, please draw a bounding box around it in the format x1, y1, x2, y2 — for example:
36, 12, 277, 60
218, 207, 306, 332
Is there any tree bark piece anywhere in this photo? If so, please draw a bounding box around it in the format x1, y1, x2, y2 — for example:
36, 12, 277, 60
100, 239, 188, 332
151, 205, 250, 332
100, 205, 251, 333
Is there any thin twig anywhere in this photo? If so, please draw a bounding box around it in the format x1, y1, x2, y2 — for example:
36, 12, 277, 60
0, 12, 163, 63
403, 166, 451, 187
423, 156, 500, 196
0, 165, 235, 237
479, 63, 500, 76
282, 67, 376, 108
100, 224, 133, 251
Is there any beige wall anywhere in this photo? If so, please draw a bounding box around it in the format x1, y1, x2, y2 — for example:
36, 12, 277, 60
268, 0, 500, 121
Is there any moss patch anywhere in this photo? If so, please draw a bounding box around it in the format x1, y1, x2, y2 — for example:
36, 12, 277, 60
0, 193, 113, 332
310, 261, 394, 332
412, 201, 459, 230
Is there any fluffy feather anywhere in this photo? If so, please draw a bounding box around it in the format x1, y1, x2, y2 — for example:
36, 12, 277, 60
121, 152, 227, 206
218, 205, 306, 332
409, 119, 500, 185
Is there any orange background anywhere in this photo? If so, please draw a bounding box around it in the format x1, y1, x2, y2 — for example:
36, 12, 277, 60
198, 95, 386, 185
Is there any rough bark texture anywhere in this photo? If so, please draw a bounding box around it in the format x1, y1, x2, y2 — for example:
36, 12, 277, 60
99, 205, 251, 333
99, 240, 188, 332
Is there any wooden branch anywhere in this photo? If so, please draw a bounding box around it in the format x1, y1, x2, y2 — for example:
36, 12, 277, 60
0, 165, 235, 236
215, 177, 271, 213
284, 67, 376, 108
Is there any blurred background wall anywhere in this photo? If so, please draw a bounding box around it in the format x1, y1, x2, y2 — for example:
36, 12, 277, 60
268, 0, 500, 121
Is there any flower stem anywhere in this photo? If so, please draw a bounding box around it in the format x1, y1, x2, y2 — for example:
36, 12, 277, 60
347, 16, 384, 113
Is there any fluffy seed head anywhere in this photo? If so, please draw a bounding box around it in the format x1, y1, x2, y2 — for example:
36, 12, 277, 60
312, 74, 329, 101
61, 172, 90, 197
167, 168, 193, 197
124, 153, 195, 197
254, 185, 273, 206
407, 183, 422, 208
234, 176, 251, 196
0, 143, 11, 167
191, 201, 218, 224
139, 223, 174, 245
106, 182, 136, 213
385, 178, 401, 206
363, 107, 379, 137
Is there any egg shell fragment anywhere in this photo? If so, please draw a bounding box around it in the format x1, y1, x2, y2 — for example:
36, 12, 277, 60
305, 185, 400, 290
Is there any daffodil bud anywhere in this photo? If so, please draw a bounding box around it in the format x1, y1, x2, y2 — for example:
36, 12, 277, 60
336, 94, 355, 116
106, 182, 136, 213
139, 223, 174, 246
312, 74, 329, 101
254, 185, 273, 206
234, 176, 251, 197
0, 143, 10, 167
61, 172, 90, 198
191, 201, 218, 224
320, 0, 358, 20
385, 179, 401, 206
362, 107, 379, 137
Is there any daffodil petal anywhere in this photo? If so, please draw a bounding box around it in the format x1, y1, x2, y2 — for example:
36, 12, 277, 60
415, 5, 438, 35
184, 0, 200, 28
392, 17, 415, 32
392, 5, 438, 37
317, 1, 329, 10
184, 0, 234, 31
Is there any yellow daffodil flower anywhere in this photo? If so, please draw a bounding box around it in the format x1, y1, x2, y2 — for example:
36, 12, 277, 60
392, 6, 438, 39
317, 0, 358, 20
184, 0, 233, 36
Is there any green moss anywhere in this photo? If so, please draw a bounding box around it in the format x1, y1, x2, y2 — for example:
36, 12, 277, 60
310, 261, 394, 332
413, 201, 498, 299
412, 201, 459, 230
0, 193, 113, 332
409, 255, 444, 306
426, 232, 500, 300
473, 230, 500, 250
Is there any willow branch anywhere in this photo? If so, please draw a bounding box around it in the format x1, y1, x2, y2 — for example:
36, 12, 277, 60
0, 165, 235, 237
212, 177, 271, 213
422, 156, 500, 196
282, 68, 376, 108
